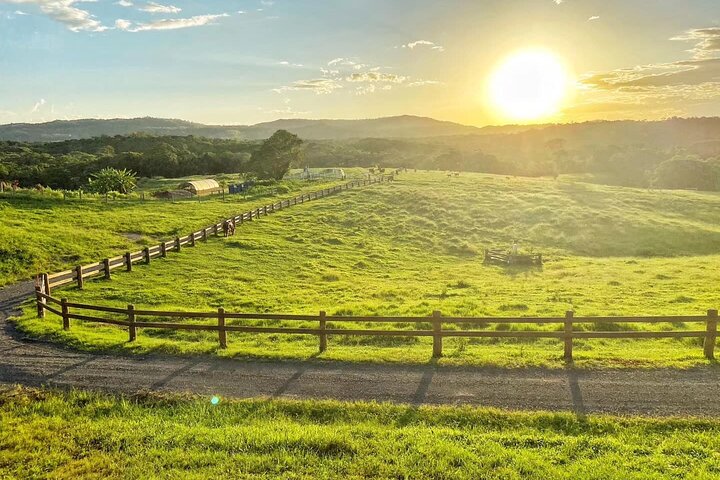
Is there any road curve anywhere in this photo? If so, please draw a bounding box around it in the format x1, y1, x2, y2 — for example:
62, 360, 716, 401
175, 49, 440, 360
2, 282, 719, 417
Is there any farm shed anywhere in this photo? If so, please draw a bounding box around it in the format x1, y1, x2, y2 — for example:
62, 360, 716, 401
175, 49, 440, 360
180, 179, 223, 196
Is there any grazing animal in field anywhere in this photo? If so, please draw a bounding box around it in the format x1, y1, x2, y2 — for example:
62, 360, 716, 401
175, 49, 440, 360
222, 220, 236, 237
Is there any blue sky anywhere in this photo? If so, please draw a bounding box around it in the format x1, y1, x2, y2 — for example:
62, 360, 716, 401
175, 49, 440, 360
1, 0, 719, 126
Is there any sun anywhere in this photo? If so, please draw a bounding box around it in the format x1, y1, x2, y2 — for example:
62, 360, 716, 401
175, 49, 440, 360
487, 49, 572, 121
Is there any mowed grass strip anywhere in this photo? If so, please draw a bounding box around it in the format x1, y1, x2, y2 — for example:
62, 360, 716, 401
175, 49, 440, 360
1, 386, 719, 480
13, 171, 720, 368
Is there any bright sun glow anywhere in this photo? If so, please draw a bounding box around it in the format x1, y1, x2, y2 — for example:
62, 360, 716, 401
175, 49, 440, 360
488, 49, 572, 121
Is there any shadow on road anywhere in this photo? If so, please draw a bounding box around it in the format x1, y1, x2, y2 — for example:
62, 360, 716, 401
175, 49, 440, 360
566, 367, 587, 421
272, 351, 321, 398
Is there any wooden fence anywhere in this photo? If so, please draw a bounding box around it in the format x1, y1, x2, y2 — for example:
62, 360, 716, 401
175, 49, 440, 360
33, 290, 718, 361
37, 175, 391, 292
484, 249, 543, 266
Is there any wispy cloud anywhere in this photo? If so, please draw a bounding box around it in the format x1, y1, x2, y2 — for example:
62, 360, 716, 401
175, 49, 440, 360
139, 2, 181, 14
583, 58, 720, 89
588, 15, 600, 21
401, 40, 445, 52
328, 57, 358, 67
407, 80, 443, 87
578, 26, 720, 120
672, 27, 720, 59
345, 72, 406, 83
115, 13, 229, 32
115, 0, 133, 7
31, 98, 46, 113
13, 9, 28, 15
273, 79, 342, 94
3, 0, 107, 32
276, 56, 428, 96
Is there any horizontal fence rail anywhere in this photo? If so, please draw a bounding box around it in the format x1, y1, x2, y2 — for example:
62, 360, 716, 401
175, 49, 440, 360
38, 175, 392, 291
33, 291, 719, 361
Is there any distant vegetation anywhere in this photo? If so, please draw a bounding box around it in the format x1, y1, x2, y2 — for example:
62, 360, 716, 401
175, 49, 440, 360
0, 130, 302, 190
2, 117, 720, 191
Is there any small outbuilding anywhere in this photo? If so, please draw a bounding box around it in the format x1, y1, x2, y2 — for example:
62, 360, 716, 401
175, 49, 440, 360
180, 179, 223, 196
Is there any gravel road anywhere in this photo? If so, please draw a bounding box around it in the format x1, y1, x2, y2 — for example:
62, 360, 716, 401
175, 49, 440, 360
2, 282, 718, 417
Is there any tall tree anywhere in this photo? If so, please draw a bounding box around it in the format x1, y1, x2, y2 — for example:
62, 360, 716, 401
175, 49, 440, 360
247, 130, 303, 180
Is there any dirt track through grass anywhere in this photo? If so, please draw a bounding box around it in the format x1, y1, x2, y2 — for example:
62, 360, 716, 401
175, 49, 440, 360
2, 281, 720, 417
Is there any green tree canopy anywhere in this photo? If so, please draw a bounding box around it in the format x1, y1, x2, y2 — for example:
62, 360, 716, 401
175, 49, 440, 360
87, 167, 137, 194
247, 130, 303, 180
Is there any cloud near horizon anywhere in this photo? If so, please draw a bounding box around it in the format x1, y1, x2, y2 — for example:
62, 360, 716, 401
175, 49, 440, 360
672, 27, 720, 59
576, 27, 720, 119
272, 79, 342, 95
401, 40, 444, 52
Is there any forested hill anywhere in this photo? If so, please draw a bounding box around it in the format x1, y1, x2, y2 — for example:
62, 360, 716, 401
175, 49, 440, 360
2, 115, 719, 150
0, 116, 484, 142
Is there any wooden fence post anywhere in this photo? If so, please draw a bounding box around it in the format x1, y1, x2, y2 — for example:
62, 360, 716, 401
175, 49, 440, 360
564, 311, 574, 361
103, 258, 111, 280
76, 265, 84, 289
319, 310, 327, 352
125, 252, 132, 272
128, 304, 136, 342
35, 285, 44, 318
218, 307, 227, 349
160, 242, 167, 258
61, 298, 69, 330
175, 237, 181, 252
190, 233, 196, 247
432, 310, 443, 358
43, 273, 51, 297
202, 229, 208, 242
214, 224, 219, 236
143, 247, 151, 264
704, 309, 718, 360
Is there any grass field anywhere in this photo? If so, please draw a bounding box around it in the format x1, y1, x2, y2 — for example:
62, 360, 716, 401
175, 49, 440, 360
12, 171, 720, 368
1, 386, 719, 479
0, 173, 364, 287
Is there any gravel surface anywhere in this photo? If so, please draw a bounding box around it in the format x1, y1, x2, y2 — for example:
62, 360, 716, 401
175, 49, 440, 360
2, 282, 719, 417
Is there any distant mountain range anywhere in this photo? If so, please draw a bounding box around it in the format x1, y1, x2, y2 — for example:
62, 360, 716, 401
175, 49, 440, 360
1, 116, 719, 151
0, 115, 532, 142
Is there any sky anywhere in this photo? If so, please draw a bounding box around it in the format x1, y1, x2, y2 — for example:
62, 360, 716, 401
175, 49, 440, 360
0, 0, 719, 126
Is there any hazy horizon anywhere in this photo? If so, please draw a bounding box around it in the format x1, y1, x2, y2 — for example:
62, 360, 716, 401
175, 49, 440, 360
3, 113, 720, 130
1, 0, 719, 127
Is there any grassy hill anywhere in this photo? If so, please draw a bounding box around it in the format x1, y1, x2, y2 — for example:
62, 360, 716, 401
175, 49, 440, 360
0, 176, 353, 287
11, 171, 720, 368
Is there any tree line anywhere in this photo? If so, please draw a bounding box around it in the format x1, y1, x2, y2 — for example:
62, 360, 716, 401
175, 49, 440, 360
2, 128, 719, 192
0, 130, 302, 192
304, 137, 720, 191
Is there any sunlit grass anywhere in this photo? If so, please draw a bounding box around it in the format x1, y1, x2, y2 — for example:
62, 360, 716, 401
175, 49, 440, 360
1, 386, 719, 479
0, 173, 364, 286
12, 171, 720, 368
